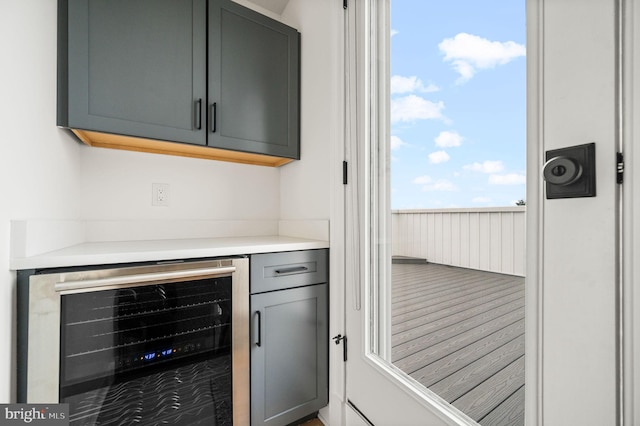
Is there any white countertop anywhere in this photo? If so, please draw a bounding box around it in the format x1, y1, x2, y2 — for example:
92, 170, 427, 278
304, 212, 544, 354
10, 235, 329, 270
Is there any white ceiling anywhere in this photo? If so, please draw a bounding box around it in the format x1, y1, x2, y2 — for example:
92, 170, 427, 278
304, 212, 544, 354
246, 0, 290, 15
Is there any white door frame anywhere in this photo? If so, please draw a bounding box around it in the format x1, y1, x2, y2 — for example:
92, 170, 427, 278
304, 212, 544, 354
529, 0, 620, 425
623, 1, 639, 424
524, 1, 543, 423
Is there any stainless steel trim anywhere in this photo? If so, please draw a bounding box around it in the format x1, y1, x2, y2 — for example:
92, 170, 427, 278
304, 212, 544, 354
231, 257, 250, 426
54, 266, 236, 293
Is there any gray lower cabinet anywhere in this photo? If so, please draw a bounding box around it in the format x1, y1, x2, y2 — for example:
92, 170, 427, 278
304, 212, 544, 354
58, 0, 300, 162
250, 250, 328, 426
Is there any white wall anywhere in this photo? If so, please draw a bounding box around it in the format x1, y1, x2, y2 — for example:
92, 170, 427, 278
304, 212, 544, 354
279, 0, 336, 222
0, 0, 83, 403
0, 0, 338, 403
79, 147, 280, 221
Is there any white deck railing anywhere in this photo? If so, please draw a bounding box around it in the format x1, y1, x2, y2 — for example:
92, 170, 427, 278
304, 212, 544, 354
392, 207, 526, 277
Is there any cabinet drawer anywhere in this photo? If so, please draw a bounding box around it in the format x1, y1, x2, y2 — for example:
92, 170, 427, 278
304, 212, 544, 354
250, 249, 328, 294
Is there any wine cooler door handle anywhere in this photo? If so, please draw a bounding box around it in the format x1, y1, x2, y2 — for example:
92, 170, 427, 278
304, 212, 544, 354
55, 265, 236, 293
254, 310, 262, 347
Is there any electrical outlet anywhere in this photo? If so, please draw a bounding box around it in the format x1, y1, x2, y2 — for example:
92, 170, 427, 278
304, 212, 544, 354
152, 183, 169, 207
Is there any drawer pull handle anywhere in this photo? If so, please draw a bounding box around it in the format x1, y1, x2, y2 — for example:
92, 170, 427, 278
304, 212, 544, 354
274, 266, 308, 275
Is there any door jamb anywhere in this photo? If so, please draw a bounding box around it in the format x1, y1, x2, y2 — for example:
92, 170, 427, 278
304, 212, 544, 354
525, 0, 543, 424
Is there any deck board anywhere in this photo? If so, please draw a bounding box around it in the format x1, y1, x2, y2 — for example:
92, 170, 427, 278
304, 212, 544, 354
392, 280, 514, 314
392, 291, 524, 346
428, 335, 525, 401
391, 263, 525, 426
392, 285, 523, 334
480, 386, 525, 426
451, 357, 525, 421
392, 301, 524, 360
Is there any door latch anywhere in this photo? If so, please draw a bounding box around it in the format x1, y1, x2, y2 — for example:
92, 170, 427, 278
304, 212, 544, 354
333, 334, 347, 362
543, 142, 596, 199
617, 152, 624, 184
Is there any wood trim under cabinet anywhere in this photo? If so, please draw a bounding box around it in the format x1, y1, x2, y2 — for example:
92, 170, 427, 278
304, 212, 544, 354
72, 129, 294, 167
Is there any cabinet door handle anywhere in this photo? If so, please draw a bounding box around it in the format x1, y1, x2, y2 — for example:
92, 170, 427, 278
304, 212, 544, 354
254, 310, 262, 347
211, 102, 217, 133
195, 99, 202, 130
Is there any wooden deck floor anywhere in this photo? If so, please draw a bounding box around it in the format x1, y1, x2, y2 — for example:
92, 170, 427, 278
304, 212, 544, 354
391, 262, 525, 426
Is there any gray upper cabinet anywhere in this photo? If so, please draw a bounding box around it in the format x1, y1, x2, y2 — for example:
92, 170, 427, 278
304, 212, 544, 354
58, 0, 300, 164
58, 0, 208, 146
209, 0, 300, 159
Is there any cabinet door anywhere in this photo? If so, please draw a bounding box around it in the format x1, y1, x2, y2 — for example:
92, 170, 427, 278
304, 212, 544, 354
251, 284, 328, 426
61, 0, 207, 145
208, 0, 300, 159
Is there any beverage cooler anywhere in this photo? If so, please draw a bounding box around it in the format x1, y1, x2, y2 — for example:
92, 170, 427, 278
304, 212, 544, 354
17, 257, 250, 426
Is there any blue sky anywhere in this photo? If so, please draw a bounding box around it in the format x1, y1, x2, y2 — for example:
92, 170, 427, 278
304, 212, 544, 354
390, 1, 526, 209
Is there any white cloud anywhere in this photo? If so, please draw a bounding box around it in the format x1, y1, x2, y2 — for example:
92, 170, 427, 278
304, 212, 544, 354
439, 33, 526, 83
423, 179, 458, 192
412, 175, 457, 191
429, 150, 450, 164
391, 29, 399, 37
391, 95, 446, 123
390, 75, 439, 94
463, 160, 505, 174
472, 197, 492, 203
413, 175, 432, 185
424, 83, 439, 93
489, 173, 526, 185
435, 131, 463, 148
390, 135, 407, 151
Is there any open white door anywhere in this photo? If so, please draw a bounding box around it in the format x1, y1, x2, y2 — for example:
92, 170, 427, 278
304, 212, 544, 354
342, 0, 623, 425
343, 1, 461, 424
